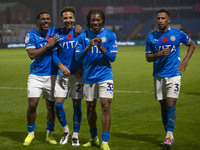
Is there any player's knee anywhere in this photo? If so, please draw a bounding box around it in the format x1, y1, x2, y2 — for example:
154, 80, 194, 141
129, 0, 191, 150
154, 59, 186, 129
73, 99, 81, 105
101, 103, 111, 115
88, 105, 95, 113
87, 101, 95, 111
28, 103, 37, 113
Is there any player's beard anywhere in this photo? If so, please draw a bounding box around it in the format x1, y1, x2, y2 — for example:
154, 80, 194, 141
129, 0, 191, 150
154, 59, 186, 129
38, 23, 50, 33
42, 23, 50, 31
158, 24, 167, 32
91, 24, 102, 34
64, 22, 74, 31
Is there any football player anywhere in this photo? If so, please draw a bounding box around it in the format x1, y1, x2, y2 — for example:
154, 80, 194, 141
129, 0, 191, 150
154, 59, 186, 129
145, 9, 195, 147
52, 6, 83, 147
75, 9, 118, 150
24, 11, 59, 146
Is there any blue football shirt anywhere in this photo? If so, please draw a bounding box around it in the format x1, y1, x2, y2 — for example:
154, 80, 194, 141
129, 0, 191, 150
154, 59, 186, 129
75, 28, 118, 84
52, 27, 83, 76
145, 27, 190, 77
25, 27, 57, 76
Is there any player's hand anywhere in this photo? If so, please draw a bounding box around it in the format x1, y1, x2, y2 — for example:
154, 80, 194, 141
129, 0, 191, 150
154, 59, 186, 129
46, 35, 59, 47
95, 36, 102, 48
84, 36, 102, 54
84, 39, 95, 54
157, 47, 171, 57
59, 64, 71, 76
177, 59, 189, 73
74, 24, 82, 37
88, 39, 96, 49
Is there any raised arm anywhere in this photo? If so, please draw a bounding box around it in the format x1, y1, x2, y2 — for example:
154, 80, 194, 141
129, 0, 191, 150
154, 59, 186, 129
146, 47, 171, 62
95, 36, 116, 62
27, 35, 59, 59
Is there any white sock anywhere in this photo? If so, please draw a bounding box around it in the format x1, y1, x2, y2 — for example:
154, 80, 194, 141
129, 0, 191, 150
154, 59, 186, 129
28, 131, 34, 136
46, 130, 52, 137
63, 125, 69, 133
102, 141, 108, 144
72, 132, 79, 139
166, 131, 173, 139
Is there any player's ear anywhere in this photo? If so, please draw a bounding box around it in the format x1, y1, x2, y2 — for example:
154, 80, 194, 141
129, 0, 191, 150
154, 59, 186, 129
168, 18, 170, 23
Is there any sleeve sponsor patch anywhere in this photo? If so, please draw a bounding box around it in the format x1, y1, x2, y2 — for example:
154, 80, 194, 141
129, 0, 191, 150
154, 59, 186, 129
25, 36, 30, 44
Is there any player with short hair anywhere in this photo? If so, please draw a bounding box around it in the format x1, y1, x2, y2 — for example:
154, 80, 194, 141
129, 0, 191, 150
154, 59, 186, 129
75, 9, 118, 150
52, 6, 83, 146
23, 11, 59, 146
145, 9, 195, 147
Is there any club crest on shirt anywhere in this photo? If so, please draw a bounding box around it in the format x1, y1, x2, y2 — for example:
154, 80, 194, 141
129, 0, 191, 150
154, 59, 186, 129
25, 36, 29, 43
170, 36, 176, 42
101, 37, 107, 43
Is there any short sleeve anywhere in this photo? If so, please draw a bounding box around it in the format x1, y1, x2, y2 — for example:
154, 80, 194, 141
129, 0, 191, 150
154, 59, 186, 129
179, 30, 190, 45
145, 35, 153, 53
25, 33, 36, 50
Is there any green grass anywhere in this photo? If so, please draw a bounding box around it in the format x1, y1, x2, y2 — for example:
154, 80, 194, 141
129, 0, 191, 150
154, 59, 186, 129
0, 46, 199, 150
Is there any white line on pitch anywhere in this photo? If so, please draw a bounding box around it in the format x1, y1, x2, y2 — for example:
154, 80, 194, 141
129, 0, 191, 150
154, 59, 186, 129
0, 87, 153, 94
0, 87, 190, 95
114, 90, 153, 94
0, 87, 26, 90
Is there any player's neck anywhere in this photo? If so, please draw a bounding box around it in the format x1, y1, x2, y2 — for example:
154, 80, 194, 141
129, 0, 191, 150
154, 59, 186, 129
92, 27, 103, 34
159, 26, 169, 33
37, 28, 48, 35
63, 27, 72, 32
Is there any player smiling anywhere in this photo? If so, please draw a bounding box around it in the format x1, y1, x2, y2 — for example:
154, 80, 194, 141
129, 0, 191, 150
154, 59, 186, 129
23, 11, 59, 146
52, 6, 83, 147
75, 9, 118, 150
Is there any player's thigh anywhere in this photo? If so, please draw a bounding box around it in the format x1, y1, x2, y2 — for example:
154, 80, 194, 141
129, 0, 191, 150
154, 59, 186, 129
154, 76, 166, 100
99, 80, 114, 99
54, 75, 69, 98
83, 83, 98, 101
69, 75, 84, 99
27, 75, 43, 98
43, 75, 57, 101
166, 76, 181, 99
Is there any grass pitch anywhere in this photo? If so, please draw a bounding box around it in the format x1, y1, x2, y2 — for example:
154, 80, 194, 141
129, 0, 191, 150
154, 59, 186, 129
0, 46, 199, 150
